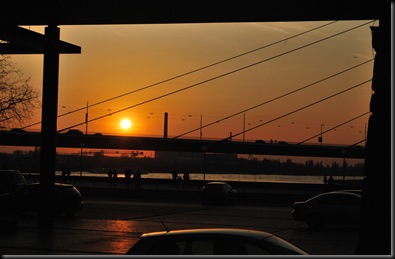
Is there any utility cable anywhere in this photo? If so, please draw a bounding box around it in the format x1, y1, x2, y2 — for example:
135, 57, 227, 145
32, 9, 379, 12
21, 21, 339, 130
347, 139, 367, 148
58, 21, 374, 133
220, 79, 372, 141
297, 111, 371, 144
173, 59, 373, 138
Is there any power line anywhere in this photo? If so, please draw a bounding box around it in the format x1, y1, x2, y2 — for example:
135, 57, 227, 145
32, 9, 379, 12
297, 112, 371, 144
220, 79, 372, 141
21, 21, 339, 130
173, 59, 373, 138
347, 139, 367, 148
58, 20, 374, 133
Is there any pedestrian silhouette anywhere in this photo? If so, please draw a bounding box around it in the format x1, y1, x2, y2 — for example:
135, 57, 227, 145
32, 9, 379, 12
328, 175, 334, 185
183, 171, 190, 181
124, 168, 132, 183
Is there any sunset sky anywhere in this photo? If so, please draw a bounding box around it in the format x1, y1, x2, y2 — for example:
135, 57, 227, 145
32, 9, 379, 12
10, 20, 376, 148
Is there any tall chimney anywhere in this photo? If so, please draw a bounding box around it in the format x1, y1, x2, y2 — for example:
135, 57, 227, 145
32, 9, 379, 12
164, 112, 168, 139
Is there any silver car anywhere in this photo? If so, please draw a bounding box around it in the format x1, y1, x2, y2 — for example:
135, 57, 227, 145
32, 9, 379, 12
292, 191, 361, 228
126, 228, 308, 255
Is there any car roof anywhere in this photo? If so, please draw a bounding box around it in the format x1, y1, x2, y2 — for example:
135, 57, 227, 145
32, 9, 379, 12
0, 169, 23, 173
331, 189, 362, 195
25, 182, 75, 188
308, 191, 361, 201
141, 228, 273, 239
205, 181, 229, 185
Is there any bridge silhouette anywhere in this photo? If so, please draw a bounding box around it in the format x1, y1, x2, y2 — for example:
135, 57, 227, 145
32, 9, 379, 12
0, 131, 365, 159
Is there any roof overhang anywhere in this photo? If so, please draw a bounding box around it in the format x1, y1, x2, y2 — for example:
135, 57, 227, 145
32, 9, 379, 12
0, 0, 386, 26
0, 26, 81, 54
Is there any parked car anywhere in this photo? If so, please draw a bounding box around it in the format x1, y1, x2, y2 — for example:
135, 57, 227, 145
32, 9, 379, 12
0, 170, 26, 194
201, 181, 237, 204
10, 128, 26, 133
64, 129, 84, 135
126, 228, 308, 255
291, 191, 361, 228
331, 189, 363, 196
0, 182, 83, 217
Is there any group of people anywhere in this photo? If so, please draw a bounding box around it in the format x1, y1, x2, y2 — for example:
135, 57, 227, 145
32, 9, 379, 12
172, 170, 190, 182
61, 166, 71, 182
323, 174, 334, 185
107, 168, 142, 180
124, 168, 142, 180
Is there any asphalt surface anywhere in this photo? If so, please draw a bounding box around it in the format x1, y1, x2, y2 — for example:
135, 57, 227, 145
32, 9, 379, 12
0, 197, 362, 256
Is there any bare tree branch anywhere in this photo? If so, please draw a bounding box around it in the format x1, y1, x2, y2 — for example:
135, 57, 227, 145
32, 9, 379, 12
0, 54, 40, 129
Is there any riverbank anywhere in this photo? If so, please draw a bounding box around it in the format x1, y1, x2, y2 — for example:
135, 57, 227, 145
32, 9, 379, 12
25, 174, 363, 204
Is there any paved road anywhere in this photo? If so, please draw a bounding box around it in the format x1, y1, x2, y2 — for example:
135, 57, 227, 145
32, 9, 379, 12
76, 197, 360, 255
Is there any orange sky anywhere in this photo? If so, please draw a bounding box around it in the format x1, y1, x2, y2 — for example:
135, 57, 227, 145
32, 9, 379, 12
9, 20, 376, 147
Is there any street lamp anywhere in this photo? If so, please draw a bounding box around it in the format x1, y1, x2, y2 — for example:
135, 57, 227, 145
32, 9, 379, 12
318, 124, 324, 147
80, 143, 84, 177
341, 149, 347, 182
202, 146, 208, 181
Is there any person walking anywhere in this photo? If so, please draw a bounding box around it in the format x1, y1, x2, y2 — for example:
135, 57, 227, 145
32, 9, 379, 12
323, 174, 328, 185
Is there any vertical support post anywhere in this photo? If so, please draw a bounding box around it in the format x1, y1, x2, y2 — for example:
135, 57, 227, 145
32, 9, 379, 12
164, 112, 168, 139
85, 101, 88, 135
38, 25, 60, 230
202, 146, 207, 181
80, 143, 84, 177
356, 12, 391, 255
243, 113, 245, 142
200, 115, 202, 140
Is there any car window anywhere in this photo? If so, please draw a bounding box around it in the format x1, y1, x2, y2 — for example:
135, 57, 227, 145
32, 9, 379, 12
223, 184, 231, 192
20, 185, 38, 196
206, 185, 222, 192
245, 242, 271, 255
149, 240, 182, 255
339, 194, 361, 205
318, 195, 341, 205
219, 237, 247, 255
0, 170, 26, 183
189, 239, 214, 255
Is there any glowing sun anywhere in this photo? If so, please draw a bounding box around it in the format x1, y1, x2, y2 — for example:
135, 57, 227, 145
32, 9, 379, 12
120, 119, 132, 130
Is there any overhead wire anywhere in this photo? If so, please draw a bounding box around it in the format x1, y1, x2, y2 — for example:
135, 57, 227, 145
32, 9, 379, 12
220, 79, 372, 141
57, 20, 374, 133
21, 20, 339, 130
173, 59, 373, 138
296, 111, 371, 144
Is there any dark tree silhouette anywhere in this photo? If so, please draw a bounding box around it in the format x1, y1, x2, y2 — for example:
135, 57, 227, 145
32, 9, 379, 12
0, 54, 40, 129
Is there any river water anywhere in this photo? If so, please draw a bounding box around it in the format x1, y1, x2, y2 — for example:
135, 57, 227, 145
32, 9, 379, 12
52, 170, 364, 185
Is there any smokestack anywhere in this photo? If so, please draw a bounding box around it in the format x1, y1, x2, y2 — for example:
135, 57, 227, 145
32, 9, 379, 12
164, 112, 168, 139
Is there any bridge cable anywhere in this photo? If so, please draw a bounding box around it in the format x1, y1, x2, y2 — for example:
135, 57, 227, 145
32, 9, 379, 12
173, 59, 373, 138
21, 20, 339, 130
57, 21, 374, 133
219, 79, 372, 141
347, 139, 367, 148
297, 111, 371, 144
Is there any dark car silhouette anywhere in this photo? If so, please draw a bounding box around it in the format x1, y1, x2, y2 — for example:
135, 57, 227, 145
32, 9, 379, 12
201, 181, 237, 204
65, 129, 84, 135
0, 182, 83, 217
291, 191, 361, 228
126, 228, 308, 255
0, 170, 26, 194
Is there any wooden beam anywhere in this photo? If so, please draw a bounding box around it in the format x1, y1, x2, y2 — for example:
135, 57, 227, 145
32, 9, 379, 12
0, 26, 80, 54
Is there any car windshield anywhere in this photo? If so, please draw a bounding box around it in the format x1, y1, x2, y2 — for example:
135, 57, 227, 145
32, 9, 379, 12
262, 236, 308, 255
